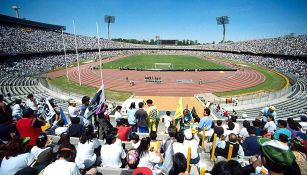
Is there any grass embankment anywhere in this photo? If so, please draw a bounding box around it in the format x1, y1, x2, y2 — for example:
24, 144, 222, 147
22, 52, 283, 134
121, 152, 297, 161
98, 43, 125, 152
213, 59, 287, 97
103, 55, 232, 70
48, 76, 132, 101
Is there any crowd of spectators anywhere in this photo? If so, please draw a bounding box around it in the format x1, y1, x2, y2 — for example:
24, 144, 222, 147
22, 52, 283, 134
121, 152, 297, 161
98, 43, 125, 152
0, 94, 306, 175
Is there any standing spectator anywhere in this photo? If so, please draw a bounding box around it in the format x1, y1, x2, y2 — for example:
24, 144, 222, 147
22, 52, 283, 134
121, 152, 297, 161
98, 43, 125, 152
116, 118, 132, 141
75, 125, 101, 170
162, 111, 173, 134
12, 99, 23, 120
198, 108, 212, 133
68, 99, 79, 124
0, 137, 35, 175
180, 109, 193, 132
16, 108, 44, 146
135, 102, 148, 133
100, 128, 126, 168
259, 106, 276, 123
44, 143, 80, 175
127, 102, 137, 132
242, 126, 261, 156
114, 105, 123, 124
25, 94, 38, 113
263, 115, 277, 134
137, 137, 162, 169
145, 99, 159, 133
80, 96, 90, 125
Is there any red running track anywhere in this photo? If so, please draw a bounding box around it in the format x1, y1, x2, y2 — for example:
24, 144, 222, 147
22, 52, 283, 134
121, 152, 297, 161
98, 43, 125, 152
48, 55, 266, 96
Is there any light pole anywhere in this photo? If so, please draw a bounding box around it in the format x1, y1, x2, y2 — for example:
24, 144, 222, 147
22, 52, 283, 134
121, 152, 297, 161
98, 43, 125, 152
104, 15, 115, 40
216, 16, 229, 43
12, 5, 20, 18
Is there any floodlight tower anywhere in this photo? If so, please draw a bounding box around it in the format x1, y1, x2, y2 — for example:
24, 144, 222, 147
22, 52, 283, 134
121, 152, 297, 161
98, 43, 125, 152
104, 15, 115, 40
216, 16, 229, 43
12, 5, 20, 18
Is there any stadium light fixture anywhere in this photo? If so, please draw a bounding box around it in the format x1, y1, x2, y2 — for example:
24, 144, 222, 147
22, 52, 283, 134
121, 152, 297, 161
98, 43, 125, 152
104, 15, 115, 40
12, 5, 20, 18
216, 16, 229, 43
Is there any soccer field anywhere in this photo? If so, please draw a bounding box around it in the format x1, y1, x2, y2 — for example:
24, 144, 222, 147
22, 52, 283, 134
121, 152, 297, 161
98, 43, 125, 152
102, 55, 231, 70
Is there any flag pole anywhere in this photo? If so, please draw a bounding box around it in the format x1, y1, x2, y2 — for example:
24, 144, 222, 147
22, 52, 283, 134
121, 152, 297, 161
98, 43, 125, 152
61, 29, 69, 80
73, 20, 82, 86
96, 22, 104, 87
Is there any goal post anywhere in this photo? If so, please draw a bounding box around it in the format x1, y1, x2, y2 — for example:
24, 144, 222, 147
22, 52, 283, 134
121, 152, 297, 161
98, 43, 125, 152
154, 63, 173, 69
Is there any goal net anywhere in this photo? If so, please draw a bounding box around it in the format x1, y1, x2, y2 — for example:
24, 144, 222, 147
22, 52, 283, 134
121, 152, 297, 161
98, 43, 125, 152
154, 63, 173, 69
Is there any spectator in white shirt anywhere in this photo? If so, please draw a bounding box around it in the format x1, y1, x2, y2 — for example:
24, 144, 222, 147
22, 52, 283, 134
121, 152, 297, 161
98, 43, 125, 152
264, 115, 277, 134
0, 137, 35, 175
75, 125, 101, 170
115, 105, 123, 124
55, 119, 68, 136
44, 143, 80, 175
224, 121, 237, 138
68, 99, 79, 123
12, 99, 23, 120
162, 111, 173, 134
100, 128, 126, 168
137, 137, 162, 169
131, 133, 141, 149
25, 94, 38, 112
30, 133, 52, 159
173, 132, 186, 157
239, 120, 250, 142
230, 116, 240, 134
183, 129, 199, 164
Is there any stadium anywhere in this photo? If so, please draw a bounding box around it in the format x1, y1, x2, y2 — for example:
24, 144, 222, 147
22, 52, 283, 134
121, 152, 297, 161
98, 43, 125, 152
0, 1, 306, 175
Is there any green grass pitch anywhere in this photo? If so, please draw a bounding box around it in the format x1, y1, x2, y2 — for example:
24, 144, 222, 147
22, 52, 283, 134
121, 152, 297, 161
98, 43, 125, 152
102, 55, 231, 70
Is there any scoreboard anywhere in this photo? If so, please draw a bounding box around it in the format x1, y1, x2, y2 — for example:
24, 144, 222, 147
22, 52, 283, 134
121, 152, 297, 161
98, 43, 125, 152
157, 40, 178, 45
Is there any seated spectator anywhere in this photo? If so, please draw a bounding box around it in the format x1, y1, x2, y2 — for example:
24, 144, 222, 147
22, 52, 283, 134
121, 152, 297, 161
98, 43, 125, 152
137, 137, 162, 169
30, 133, 51, 159
100, 128, 126, 168
131, 133, 140, 149
274, 120, 292, 141
0, 117, 17, 145
16, 108, 44, 146
163, 126, 177, 153
53, 132, 70, 154
224, 121, 237, 137
252, 119, 263, 136
257, 138, 301, 175
68, 117, 83, 138
116, 118, 132, 141
242, 126, 261, 156
239, 120, 250, 141
0, 137, 35, 175
216, 133, 244, 159
173, 132, 186, 157
183, 129, 199, 164
211, 160, 242, 175
12, 99, 23, 120
120, 149, 140, 175
55, 119, 68, 136
44, 143, 80, 175
149, 131, 160, 153
75, 125, 101, 170
230, 115, 240, 134
263, 115, 277, 134
25, 94, 38, 113
169, 153, 188, 175
287, 118, 302, 138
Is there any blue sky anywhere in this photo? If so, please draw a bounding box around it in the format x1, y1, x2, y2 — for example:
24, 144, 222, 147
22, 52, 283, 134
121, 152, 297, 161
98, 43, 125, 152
1, 0, 307, 43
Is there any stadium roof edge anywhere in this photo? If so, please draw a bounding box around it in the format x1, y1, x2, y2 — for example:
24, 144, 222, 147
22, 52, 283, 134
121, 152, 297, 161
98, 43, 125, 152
0, 14, 66, 31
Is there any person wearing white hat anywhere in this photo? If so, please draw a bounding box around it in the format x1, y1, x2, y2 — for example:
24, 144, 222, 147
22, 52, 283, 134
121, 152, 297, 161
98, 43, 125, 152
259, 106, 276, 123
68, 99, 79, 124
183, 129, 199, 164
